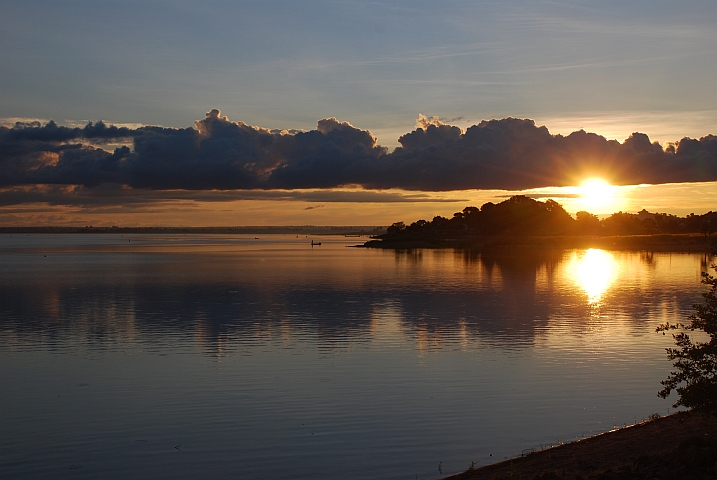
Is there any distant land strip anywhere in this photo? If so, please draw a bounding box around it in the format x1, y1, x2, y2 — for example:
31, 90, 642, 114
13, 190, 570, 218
0, 226, 387, 235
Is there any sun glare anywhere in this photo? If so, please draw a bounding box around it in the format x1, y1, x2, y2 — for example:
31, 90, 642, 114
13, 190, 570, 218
578, 178, 615, 211
567, 249, 619, 304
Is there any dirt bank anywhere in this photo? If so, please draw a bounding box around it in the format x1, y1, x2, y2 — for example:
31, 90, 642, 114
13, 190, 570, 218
444, 411, 717, 480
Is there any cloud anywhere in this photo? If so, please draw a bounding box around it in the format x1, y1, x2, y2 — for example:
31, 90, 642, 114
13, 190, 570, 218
371, 119, 717, 190
439, 115, 465, 124
503, 193, 580, 199
0, 184, 465, 208
1, 110, 717, 196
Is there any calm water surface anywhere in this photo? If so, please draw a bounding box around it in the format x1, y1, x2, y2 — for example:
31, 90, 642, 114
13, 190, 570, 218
0, 234, 711, 479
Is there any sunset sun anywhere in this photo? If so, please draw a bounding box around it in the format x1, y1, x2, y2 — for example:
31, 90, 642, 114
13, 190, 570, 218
5, 1, 717, 477
578, 178, 616, 210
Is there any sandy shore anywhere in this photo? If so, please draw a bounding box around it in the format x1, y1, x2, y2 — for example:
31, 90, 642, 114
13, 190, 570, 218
444, 411, 717, 479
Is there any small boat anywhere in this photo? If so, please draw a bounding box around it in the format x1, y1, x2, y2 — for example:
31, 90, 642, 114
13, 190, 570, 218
311, 240, 321, 246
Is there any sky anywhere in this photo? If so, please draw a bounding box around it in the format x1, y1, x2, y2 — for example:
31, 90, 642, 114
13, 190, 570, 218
1, 0, 717, 226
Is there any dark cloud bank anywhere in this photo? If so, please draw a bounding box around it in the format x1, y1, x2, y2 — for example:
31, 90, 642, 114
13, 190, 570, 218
2, 109, 717, 199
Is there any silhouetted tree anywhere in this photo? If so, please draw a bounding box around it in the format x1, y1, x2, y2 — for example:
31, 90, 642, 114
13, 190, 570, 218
641, 217, 657, 234
575, 211, 601, 235
602, 211, 642, 235
431, 215, 450, 229
386, 221, 406, 236
406, 219, 428, 234
380, 199, 717, 243
701, 219, 715, 237
654, 212, 681, 233
657, 267, 717, 412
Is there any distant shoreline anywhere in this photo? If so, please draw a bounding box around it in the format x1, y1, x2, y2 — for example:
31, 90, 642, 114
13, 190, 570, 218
363, 233, 714, 252
444, 411, 717, 480
2, 228, 712, 253
0, 226, 386, 236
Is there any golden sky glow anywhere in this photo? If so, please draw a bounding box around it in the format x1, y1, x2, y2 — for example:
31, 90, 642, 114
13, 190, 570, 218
0, 180, 716, 226
576, 178, 618, 212
2, 2, 716, 228
516, 180, 717, 218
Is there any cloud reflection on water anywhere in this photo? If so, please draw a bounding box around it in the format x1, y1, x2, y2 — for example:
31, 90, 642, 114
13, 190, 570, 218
0, 236, 712, 480
0, 236, 709, 360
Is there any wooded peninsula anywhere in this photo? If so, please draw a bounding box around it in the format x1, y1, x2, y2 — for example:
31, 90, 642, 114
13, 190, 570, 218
365, 195, 717, 251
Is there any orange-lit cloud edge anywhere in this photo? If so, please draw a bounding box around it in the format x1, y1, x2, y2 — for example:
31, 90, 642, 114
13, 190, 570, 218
2, 110, 716, 227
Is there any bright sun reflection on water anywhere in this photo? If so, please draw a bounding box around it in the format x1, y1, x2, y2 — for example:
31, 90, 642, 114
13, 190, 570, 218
567, 249, 619, 304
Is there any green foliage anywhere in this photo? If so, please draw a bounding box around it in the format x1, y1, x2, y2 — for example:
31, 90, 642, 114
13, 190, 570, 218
656, 268, 717, 412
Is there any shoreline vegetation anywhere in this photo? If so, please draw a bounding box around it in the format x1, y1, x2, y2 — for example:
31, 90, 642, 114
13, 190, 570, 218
364, 195, 717, 252
443, 411, 717, 480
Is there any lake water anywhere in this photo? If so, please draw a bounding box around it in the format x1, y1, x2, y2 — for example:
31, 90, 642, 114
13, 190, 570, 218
0, 234, 711, 479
